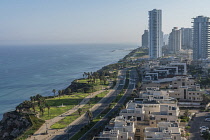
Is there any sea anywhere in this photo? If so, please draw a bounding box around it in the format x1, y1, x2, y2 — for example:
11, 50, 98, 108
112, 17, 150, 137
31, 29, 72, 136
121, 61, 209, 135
0, 44, 136, 120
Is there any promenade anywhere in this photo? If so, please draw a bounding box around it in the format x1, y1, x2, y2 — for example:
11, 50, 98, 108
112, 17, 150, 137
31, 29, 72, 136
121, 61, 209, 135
28, 70, 122, 140
27, 89, 105, 140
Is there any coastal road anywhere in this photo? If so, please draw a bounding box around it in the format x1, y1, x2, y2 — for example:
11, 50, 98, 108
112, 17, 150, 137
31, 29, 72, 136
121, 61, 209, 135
51, 70, 127, 140
189, 112, 210, 140
79, 69, 137, 140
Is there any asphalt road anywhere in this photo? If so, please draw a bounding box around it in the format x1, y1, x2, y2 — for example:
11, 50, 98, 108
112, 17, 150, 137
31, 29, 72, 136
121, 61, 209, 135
79, 69, 137, 140
189, 112, 210, 140
52, 70, 127, 140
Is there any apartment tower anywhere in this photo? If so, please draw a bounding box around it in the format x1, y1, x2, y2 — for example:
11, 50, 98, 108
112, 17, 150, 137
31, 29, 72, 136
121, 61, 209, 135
142, 30, 149, 48
181, 28, 193, 50
149, 9, 163, 59
193, 16, 210, 60
168, 27, 182, 54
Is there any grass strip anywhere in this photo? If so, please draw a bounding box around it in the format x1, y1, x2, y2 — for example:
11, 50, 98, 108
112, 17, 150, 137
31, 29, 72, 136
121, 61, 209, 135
38, 93, 90, 120
50, 91, 109, 129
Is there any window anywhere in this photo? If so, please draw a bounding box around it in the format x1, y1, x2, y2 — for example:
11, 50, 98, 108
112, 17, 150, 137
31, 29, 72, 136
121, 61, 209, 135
193, 93, 195, 95
136, 129, 140, 132
169, 113, 172, 115
184, 89, 186, 99
189, 93, 191, 95
197, 93, 199, 95
161, 118, 167, 121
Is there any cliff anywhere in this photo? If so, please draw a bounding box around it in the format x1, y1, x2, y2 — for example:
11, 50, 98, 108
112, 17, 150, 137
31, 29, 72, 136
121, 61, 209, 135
0, 111, 31, 140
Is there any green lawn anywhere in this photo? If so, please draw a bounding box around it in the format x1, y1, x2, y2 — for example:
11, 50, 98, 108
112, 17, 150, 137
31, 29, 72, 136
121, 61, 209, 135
37, 93, 89, 120
50, 91, 109, 129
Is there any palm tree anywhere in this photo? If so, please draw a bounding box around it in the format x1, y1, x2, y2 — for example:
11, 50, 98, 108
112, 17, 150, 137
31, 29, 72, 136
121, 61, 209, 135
62, 89, 65, 96
52, 89, 56, 97
46, 103, 50, 117
77, 108, 82, 116
86, 110, 93, 123
39, 105, 45, 116
58, 90, 62, 99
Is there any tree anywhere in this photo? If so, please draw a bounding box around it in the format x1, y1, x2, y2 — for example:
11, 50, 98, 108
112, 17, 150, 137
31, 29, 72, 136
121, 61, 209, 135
58, 90, 62, 99
77, 108, 82, 116
94, 96, 98, 102
52, 89, 56, 97
86, 110, 93, 123
183, 109, 191, 119
39, 105, 45, 116
46, 103, 50, 117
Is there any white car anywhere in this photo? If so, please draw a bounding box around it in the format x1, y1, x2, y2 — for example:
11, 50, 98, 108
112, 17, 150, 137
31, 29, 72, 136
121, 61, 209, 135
205, 118, 210, 122
200, 126, 209, 130
200, 129, 207, 133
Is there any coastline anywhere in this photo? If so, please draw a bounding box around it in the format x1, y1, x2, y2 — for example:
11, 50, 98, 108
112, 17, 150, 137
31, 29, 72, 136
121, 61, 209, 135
0, 44, 136, 120
0, 45, 146, 140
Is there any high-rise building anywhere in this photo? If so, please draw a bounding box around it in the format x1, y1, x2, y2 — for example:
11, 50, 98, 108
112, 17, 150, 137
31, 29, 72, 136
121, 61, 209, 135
142, 30, 149, 48
168, 27, 182, 54
148, 9, 163, 59
193, 16, 210, 60
181, 28, 193, 50
163, 34, 169, 46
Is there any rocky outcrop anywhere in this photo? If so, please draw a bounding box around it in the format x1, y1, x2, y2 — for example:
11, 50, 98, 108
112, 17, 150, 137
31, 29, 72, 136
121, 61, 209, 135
0, 111, 32, 140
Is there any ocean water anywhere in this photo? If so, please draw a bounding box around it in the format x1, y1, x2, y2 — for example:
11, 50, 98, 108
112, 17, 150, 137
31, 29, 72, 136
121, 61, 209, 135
0, 44, 135, 119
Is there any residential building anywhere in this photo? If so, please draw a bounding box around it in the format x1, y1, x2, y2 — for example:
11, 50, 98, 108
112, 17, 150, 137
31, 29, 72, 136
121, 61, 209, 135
193, 16, 210, 60
142, 30, 149, 48
163, 34, 169, 46
119, 98, 179, 139
144, 122, 181, 140
168, 27, 182, 54
94, 116, 135, 140
168, 76, 204, 101
149, 9, 163, 59
181, 28, 193, 50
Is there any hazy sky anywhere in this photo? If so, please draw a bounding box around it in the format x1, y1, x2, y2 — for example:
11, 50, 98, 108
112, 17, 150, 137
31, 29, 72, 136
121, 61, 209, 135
1, 0, 210, 45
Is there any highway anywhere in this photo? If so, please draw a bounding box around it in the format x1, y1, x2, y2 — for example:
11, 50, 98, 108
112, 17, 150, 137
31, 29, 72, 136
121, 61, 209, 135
52, 70, 128, 140
79, 69, 137, 140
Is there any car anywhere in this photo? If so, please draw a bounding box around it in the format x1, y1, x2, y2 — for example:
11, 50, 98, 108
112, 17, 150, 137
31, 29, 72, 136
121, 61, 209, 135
200, 129, 207, 133
200, 126, 209, 130
205, 118, 210, 121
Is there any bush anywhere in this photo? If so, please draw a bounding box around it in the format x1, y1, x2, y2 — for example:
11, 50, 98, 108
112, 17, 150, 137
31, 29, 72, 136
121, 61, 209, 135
181, 119, 187, 122
185, 126, 191, 129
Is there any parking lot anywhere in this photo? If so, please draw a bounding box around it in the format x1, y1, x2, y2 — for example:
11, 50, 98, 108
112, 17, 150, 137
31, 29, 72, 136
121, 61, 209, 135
189, 112, 210, 140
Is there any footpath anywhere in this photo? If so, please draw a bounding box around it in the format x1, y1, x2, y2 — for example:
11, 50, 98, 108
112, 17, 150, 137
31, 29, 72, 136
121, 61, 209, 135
28, 70, 122, 140
28, 89, 105, 140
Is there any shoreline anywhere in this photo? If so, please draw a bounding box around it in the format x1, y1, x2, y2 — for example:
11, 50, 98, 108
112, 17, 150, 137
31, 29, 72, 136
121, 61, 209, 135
0, 46, 137, 121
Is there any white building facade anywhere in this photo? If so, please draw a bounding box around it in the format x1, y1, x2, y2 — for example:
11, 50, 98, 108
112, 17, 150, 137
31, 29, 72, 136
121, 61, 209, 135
193, 16, 210, 60
149, 9, 163, 59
